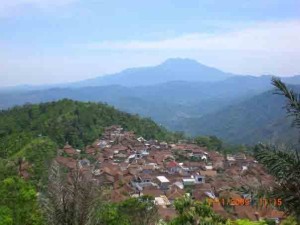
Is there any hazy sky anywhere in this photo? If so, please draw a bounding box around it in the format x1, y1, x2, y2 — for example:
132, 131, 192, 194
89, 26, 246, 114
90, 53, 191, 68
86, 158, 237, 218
0, 0, 300, 87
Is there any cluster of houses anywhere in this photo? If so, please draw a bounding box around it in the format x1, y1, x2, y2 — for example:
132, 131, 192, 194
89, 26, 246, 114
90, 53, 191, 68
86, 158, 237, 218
55, 125, 285, 222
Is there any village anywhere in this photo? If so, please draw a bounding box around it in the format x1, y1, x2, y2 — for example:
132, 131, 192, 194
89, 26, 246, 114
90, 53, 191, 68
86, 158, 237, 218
55, 125, 284, 222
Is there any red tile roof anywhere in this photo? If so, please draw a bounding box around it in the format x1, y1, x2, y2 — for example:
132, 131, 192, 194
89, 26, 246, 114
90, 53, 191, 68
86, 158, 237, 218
166, 161, 178, 168
55, 156, 77, 169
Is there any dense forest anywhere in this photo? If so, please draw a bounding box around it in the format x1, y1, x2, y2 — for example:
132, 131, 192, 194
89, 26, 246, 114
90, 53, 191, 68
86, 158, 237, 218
0, 99, 179, 153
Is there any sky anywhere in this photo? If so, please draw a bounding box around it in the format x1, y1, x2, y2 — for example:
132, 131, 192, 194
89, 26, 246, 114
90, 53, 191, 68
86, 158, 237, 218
0, 0, 300, 87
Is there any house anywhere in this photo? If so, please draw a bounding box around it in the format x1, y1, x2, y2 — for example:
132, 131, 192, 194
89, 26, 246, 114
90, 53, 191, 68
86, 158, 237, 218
166, 187, 185, 202
227, 155, 236, 161
242, 166, 248, 171
137, 174, 153, 184
191, 149, 205, 158
183, 161, 204, 171
142, 187, 164, 198
193, 183, 213, 201
99, 140, 108, 148
201, 155, 208, 161
200, 170, 217, 177
156, 176, 170, 190
142, 164, 156, 174
160, 142, 169, 149
166, 161, 180, 173
194, 174, 205, 184
55, 156, 77, 169
182, 178, 196, 186
63, 144, 78, 156
137, 136, 146, 142
97, 165, 123, 186
235, 153, 246, 161
205, 165, 213, 170
155, 195, 171, 207
85, 146, 96, 155
119, 162, 129, 171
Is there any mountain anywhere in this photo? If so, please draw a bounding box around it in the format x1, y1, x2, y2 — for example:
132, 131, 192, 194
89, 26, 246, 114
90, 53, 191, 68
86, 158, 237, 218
1, 58, 299, 92
0, 77, 276, 127
175, 86, 300, 145
1, 59, 300, 146
1, 76, 300, 146
68, 58, 234, 87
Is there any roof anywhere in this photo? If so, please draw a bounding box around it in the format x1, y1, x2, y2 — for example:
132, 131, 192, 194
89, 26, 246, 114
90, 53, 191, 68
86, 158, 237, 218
142, 188, 164, 197
166, 187, 185, 200
166, 161, 178, 168
85, 147, 96, 155
182, 178, 195, 183
55, 156, 77, 169
64, 147, 78, 156
155, 196, 171, 206
157, 176, 170, 183
200, 170, 217, 177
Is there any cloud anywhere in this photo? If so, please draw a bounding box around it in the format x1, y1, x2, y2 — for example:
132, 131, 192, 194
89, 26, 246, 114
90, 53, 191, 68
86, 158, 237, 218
87, 20, 300, 53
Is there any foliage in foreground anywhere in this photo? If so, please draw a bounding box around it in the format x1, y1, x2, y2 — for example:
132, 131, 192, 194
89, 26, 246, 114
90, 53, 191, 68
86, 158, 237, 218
254, 78, 300, 221
0, 176, 43, 225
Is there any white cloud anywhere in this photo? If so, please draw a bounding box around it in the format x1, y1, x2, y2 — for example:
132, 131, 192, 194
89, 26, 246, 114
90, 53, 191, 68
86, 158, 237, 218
87, 20, 300, 53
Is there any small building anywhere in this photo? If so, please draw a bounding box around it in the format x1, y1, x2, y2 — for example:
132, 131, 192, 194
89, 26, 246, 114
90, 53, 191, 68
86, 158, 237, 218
182, 178, 195, 186
200, 170, 217, 177
194, 174, 205, 184
166, 161, 180, 173
137, 136, 147, 142
155, 195, 171, 207
205, 165, 213, 170
156, 176, 170, 190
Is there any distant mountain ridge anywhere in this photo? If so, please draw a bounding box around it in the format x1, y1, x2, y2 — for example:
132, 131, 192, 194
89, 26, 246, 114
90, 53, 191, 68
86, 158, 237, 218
1, 58, 300, 145
1, 58, 299, 91
68, 58, 235, 87
173, 85, 300, 145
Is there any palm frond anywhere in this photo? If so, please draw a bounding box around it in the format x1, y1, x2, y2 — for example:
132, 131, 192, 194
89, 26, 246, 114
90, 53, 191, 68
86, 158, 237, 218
272, 77, 300, 128
254, 144, 300, 218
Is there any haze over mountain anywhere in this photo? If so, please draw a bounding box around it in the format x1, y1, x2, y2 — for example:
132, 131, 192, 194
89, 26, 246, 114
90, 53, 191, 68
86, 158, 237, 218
1, 58, 300, 145
62, 58, 236, 87
1, 58, 299, 91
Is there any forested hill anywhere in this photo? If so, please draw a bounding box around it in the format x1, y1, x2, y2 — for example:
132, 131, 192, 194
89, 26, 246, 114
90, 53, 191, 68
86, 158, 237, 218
176, 86, 300, 145
0, 99, 176, 157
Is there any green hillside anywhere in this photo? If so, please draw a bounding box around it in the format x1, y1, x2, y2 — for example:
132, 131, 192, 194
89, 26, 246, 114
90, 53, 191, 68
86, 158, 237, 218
0, 99, 180, 192
178, 88, 299, 145
0, 99, 177, 158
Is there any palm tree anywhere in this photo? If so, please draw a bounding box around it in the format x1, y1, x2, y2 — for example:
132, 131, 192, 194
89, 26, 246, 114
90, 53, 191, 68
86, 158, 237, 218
254, 77, 300, 221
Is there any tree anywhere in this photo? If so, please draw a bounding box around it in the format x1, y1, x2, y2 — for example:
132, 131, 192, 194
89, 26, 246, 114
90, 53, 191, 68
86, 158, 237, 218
168, 195, 227, 225
230, 219, 267, 225
194, 136, 223, 151
254, 78, 300, 221
0, 176, 44, 225
117, 195, 159, 225
92, 196, 159, 225
280, 216, 298, 225
41, 162, 104, 225
92, 202, 129, 225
